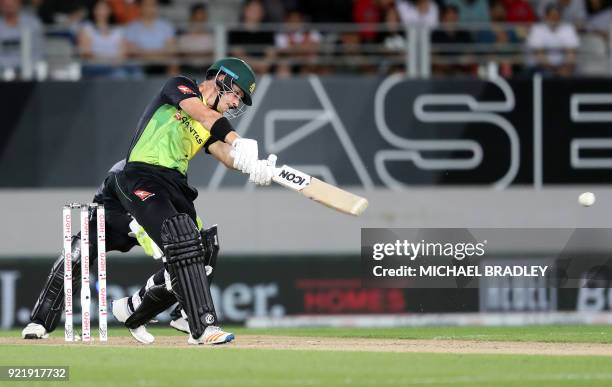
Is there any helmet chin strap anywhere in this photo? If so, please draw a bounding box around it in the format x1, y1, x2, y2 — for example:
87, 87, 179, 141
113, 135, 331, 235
211, 93, 221, 112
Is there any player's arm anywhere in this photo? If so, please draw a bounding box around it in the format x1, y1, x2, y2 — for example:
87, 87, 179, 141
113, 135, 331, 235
180, 98, 260, 173
207, 140, 274, 186
161, 76, 238, 143
206, 141, 234, 169
179, 98, 240, 144
159, 76, 255, 171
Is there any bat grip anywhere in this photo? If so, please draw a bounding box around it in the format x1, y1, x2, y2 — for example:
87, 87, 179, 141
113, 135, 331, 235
267, 154, 277, 169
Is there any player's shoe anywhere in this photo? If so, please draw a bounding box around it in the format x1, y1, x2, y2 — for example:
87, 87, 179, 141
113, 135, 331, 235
22, 322, 49, 339
188, 326, 234, 345
112, 297, 155, 344
170, 317, 190, 334
129, 325, 155, 344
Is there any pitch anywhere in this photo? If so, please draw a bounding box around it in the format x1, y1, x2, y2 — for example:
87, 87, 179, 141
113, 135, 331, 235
2, 325, 612, 386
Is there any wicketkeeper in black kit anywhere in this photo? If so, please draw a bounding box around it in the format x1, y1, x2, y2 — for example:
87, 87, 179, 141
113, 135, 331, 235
22, 57, 276, 345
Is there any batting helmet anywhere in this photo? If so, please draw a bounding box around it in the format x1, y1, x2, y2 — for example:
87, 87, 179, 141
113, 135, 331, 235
206, 57, 257, 106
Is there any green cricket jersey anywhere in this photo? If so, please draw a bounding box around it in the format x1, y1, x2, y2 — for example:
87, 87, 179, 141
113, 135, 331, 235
126, 76, 217, 175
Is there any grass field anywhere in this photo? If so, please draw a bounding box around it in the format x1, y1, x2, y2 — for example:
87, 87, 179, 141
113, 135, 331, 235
1, 325, 612, 386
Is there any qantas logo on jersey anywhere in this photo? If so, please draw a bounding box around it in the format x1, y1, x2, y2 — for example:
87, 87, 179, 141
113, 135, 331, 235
177, 85, 196, 95
134, 190, 155, 201
180, 116, 204, 145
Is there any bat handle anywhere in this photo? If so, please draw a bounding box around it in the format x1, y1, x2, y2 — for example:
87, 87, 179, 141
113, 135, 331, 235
267, 154, 277, 169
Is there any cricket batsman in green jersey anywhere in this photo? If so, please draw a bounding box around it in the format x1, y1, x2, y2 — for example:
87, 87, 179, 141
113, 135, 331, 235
23, 57, 275, 345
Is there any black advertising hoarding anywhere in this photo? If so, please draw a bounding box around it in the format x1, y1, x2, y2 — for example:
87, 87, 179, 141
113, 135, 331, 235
1, 76, 611, 187
541, 79, 612, 184
0, 255, 607, 329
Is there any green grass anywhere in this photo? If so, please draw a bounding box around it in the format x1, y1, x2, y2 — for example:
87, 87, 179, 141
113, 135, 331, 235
2, 326, 612, 386
1, 344, 612, 387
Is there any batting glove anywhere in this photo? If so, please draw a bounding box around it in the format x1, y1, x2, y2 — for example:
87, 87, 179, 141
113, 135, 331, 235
231, 138, 258, 173
249, 156, 275, 186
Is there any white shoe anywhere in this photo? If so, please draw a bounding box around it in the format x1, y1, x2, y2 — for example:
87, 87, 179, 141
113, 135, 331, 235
188, 326, 234, 345
22, 323, 49, 339
129, 326, 155, 344
112, 297, 154, 344
112, 297, 131, 323
170, 317, 190, 334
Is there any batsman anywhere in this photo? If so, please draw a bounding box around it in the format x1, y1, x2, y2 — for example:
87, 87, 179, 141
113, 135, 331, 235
22, 57, 276, 345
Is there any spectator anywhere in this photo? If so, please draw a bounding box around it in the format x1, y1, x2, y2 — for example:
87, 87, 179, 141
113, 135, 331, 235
378, 6, 406, 73
478, 0, 519, 45
503, 0, 537, 23
498, 0, 536, 42
78, 0, 136, 79
527, 4, 579, 77
353, 0, 381, 42
477, 0, 520, 76
108, 0, 140, 24
444, 0, 490, 24
379, 6, 406, 51
396, 0, 439, 28
538, 0, 588, 28
585, 0, 612, 36
335, 31, 372, 74
177, 4, 213, 71
432, 5, 472, 44
228, 0, 276, 74
0, 0, 44, 75
262, 0, 294, 22
431, 5, 474, 76
274, 9, 321, 75
37, 0, 88, 30
275, 10, 321, 51
124, 0, 177, 75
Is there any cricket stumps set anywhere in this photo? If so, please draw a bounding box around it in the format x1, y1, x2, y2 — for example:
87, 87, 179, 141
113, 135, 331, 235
63, 203, 107, 342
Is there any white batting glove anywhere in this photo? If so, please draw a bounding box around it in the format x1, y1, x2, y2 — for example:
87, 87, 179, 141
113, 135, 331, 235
231, 138, 258, 173
249, 155, 276, 186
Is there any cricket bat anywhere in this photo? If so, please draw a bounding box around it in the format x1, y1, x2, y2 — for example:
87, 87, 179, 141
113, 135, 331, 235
267, 155, 368, 216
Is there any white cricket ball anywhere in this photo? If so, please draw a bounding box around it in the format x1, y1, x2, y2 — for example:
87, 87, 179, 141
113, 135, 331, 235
578, 192, 596, 207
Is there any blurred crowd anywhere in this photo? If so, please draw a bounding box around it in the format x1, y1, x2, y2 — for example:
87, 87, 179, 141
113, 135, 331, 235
1, 0, 611, 79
